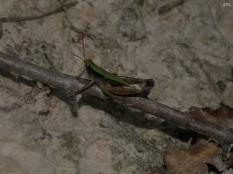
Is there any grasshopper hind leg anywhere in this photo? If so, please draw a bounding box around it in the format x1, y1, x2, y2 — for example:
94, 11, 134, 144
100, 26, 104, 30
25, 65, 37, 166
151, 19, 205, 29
95, 82, 114, 100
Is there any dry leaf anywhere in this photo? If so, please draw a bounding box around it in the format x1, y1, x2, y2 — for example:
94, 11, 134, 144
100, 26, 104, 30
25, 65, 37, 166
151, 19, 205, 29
188, 104, 233, 129
164, 140, 220, 174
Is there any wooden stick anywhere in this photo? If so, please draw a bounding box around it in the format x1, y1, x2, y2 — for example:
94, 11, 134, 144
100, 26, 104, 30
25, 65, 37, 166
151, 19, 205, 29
0, 51, 232, 144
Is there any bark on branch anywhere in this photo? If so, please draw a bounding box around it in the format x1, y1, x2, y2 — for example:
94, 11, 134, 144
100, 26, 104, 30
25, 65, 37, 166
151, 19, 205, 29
0, 51, 232, 144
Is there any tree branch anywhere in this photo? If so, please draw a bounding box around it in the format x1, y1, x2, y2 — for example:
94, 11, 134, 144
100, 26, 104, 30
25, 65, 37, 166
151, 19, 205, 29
0, 51, 232, 144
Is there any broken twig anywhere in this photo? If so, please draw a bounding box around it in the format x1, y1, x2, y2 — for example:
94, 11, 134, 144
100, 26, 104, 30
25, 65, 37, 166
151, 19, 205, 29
0, 52, 232, 144
0, 1, 78, 23
158, 0, 185, 15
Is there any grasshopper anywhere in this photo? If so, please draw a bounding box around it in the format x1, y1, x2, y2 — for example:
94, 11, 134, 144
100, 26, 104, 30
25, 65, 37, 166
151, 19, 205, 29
75, 35, 154, 98
55, 0, 154, 98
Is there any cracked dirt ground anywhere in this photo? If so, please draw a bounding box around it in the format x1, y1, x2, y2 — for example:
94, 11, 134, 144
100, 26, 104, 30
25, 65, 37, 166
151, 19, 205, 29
0, 0, 232, 173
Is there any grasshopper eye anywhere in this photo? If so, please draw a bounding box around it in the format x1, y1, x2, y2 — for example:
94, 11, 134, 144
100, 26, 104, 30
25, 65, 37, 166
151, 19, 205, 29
84, 59, 92, 66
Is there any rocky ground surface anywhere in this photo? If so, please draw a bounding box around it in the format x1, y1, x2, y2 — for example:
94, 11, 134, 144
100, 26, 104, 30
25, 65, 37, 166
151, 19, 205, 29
0, 0, 232, 173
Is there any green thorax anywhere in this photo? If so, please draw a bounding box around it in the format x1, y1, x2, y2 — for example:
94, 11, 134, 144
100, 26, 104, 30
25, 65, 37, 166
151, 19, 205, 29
84, 59, 129, 86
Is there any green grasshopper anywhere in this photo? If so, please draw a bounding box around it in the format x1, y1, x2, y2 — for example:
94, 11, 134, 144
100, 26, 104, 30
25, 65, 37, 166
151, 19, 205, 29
74, 35, 154, 98
55, 1, 154, 98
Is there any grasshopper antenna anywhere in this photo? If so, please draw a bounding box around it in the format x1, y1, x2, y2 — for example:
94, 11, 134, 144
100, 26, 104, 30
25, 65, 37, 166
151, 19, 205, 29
81, 32, 86, 61
71, 52, 83, 61
71, 29, 90, 78
74, 33, 96, 95
72, 32, 86, 61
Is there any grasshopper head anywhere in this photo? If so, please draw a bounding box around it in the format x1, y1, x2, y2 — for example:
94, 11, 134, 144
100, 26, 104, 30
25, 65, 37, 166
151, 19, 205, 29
84, 59, 92, 67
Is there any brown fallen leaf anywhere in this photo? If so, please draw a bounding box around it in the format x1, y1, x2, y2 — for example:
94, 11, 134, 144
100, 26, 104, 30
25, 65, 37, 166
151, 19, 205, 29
188, 104, 233, 129
164, 140, 220, 174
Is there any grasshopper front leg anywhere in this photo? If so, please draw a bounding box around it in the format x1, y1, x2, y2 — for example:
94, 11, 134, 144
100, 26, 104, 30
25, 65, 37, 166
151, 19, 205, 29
95, 80, 114, 99
75, 79, 113, 99
75, 80, 95, 95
